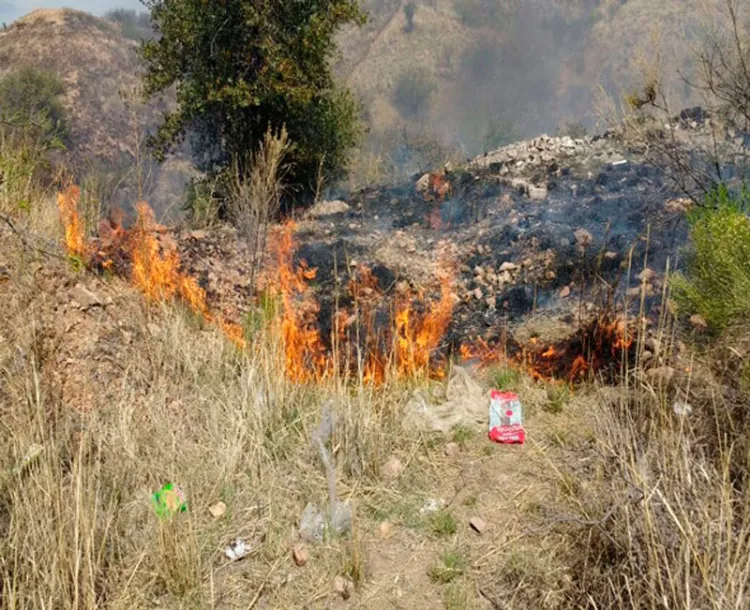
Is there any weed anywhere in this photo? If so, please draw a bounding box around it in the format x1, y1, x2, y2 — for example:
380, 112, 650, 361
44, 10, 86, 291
490, 366, 521, 390
429, 550, 466, 584
429, 510, 457, 536
444, 582, 471, 609
543, 382, 570, 414
451, 424, 473, 447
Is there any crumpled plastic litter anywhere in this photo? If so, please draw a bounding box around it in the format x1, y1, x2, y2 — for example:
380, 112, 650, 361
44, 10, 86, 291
404, 366, 486, 433
224, 539, 250, 561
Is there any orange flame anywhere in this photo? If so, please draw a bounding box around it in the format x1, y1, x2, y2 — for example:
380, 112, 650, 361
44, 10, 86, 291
394, 269, 454, 378
57, 190, 245, 348
267, 222, 327, 382
129, 202, 245, 347
57, 185, 86, 258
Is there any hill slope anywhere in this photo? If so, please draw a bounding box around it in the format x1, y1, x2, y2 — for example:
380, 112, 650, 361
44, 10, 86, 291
0, 9, 164, 166
339, 0, 706, 155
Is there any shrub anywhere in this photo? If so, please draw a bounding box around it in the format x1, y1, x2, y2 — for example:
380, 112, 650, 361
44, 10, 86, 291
673, 185, 750, 331
392, 70, 436, 120
0, 67, 67, 144
183, 179, 220, 229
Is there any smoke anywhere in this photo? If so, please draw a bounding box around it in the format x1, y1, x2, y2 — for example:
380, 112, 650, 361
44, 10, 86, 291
348, 0, 702, 188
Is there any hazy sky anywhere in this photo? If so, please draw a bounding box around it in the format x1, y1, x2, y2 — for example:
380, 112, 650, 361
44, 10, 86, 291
3, 0, 144, 21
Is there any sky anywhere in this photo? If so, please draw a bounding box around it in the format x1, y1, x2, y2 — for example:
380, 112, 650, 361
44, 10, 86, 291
2, 0, 144, 22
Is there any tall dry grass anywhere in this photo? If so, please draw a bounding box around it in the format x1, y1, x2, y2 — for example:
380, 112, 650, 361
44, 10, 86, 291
0, 286, 420, 608
552, 253, 750, 609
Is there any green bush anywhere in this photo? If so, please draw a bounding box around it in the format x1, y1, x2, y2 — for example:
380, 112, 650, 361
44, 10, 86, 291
674, 185, 750, 331
392, 70, 436, 120
0, 67, 67, 144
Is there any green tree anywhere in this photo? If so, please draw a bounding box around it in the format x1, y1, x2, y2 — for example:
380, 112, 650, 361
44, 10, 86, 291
140, 0, 365, 209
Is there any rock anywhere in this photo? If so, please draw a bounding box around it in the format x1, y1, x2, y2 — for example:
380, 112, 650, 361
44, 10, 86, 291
559, 286, 571, 298
444, 442, 460, 457
307, 199, 351, 218
470, 516, 487, 534
71, 283, 103, 310
420, 498, 446, 515
378, 521, 393, 539
528, 184, 548, 200
333, 575, 354, 600
292, 543, 309, 567
473, 287, 483, 300
627, 286, 642, 298
383, 456, 404, 480
499, 262, 518, 273
628, 284, 655, 298
637, 268, 656, 283
415, 173, 431, 194
574, 228, 593, 249
189, 229, 208, 240
209, 501, 227, 518
690, 314, 708, 330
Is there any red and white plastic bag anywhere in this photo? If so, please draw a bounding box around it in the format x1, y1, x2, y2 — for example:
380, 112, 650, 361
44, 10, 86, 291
489, 390, 526, 444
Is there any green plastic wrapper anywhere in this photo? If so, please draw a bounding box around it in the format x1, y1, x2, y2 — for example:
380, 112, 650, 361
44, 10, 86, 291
152, 482, 187, 519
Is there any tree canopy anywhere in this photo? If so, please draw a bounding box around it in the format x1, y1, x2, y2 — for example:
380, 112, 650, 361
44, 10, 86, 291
140, 0, 365, 206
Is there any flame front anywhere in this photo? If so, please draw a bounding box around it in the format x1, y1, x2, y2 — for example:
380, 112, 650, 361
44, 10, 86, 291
268, 222, 327, 382
57, 191, 245, 348
57, 185, 86, 258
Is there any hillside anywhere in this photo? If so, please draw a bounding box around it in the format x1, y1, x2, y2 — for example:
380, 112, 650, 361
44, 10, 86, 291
0, 9, 191, 215
2, 2, 750, 608
339, 0, 706, 160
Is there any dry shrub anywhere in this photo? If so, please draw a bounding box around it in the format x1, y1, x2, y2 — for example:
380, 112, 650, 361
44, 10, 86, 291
227, 126, 290, 294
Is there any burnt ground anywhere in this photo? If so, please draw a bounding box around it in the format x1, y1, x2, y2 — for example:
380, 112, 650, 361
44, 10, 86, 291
174, 125, 697, 369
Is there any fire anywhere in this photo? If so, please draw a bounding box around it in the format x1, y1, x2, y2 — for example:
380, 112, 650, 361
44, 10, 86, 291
57, 185, 86, 258
57, 190, 245, 348
394, 268, 454, 378
458, 314, 635, 384
267, 222, 327, 382
265, 225, 456, 383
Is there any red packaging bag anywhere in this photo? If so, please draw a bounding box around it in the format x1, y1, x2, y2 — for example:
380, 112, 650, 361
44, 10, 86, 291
489, 390, 526, 444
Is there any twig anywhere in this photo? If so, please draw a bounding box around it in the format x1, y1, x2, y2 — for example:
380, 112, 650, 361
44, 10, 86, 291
0, 213, 65, 260
245, 556, 283, 610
